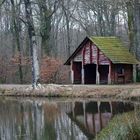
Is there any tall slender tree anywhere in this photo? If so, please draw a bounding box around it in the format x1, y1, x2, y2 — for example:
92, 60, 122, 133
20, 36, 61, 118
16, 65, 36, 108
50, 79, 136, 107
127, 0, 140, 59
37, 0, 58, 56
10, 0, 23, 84
24, 0, 40, 89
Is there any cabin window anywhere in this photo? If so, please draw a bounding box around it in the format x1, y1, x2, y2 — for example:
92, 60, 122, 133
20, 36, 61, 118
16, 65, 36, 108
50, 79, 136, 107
117, 65, 124, 74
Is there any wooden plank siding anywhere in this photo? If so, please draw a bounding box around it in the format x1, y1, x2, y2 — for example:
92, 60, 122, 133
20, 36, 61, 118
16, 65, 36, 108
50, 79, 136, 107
111, 64, 133, 84
71, 40, 134, 84
92, 44, 98, 64
84, 42, 91, 64
82, 41, 110, 65
72, 62, 82, 84
99, 51, 110, 65
74, 51, 82, 62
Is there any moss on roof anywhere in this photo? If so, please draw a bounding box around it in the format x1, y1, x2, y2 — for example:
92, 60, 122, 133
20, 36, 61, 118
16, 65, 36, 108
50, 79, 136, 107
90, 36, 139, 64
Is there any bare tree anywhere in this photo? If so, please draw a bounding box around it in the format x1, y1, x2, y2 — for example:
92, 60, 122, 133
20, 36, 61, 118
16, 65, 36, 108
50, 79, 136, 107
127, 0, 140, 60
0, 0, 139, 84
10, 0, 23, 84
37, 0, 58, 56
24, 0, 40, 88
59, 0, 78, 57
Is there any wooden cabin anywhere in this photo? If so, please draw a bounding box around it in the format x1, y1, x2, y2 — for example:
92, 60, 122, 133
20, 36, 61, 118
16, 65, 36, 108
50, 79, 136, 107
64, 37, 139, 84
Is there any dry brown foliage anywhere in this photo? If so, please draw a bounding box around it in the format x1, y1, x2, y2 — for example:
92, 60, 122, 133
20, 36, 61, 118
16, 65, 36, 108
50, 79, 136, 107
40, 56, 69, 84
0, 54, 69, 84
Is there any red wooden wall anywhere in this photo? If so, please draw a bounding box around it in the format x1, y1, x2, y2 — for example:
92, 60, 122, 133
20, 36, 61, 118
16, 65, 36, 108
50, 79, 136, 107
72, 40, 133, 84
111, 64, 133, 84
83, 41, 110, 65
72, 62, 82, 84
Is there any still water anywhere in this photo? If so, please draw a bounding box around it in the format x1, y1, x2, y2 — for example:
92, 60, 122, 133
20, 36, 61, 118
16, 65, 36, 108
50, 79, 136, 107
0, 97, 137, 140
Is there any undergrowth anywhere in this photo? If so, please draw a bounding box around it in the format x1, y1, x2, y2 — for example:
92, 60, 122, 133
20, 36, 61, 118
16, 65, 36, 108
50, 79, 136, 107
95, 111, 140, 140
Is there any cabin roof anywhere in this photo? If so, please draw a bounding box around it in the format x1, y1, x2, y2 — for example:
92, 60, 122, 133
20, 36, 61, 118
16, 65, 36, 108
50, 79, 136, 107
64, 36, 139, 65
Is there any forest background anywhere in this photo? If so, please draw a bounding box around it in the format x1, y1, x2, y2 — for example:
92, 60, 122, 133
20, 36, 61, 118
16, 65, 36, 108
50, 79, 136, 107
0, 0, 139, 86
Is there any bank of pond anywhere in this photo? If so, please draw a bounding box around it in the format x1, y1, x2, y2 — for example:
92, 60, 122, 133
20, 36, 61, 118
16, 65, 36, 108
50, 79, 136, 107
0, 97, 140, 140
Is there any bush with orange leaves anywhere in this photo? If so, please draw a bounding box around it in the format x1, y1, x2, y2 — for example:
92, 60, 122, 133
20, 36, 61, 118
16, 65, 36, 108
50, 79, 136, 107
40, 57, 69, 84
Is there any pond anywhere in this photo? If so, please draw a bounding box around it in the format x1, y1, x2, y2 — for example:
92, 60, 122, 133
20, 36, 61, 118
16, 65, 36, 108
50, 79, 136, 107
0, 97, 139, 140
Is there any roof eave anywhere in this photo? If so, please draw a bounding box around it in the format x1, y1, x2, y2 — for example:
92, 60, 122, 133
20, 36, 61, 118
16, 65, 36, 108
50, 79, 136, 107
64, 37, 90, 65
112, 61, 139, 64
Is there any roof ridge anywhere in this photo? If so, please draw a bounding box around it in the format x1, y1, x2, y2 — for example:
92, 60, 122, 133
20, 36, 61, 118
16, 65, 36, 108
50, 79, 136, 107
65, 36, 139, 65
90, 36, 117, 38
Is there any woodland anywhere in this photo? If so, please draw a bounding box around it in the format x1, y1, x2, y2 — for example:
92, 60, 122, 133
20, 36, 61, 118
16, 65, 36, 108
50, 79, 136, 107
0, 0, 140, 88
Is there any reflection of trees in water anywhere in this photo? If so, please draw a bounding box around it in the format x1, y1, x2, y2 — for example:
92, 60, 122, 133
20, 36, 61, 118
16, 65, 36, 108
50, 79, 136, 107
0, 100, 49, 140
54, 111, 87, 140
0, 100, 46, 140
54, 102, 87, 140
43, 102, 59, 122
0, 99, 88, 140
0, 98, 136, 140
41, 102, 58, 140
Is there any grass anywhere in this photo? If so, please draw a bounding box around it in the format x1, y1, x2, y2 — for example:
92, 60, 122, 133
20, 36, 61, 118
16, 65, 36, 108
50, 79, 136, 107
95, 111, 140, 140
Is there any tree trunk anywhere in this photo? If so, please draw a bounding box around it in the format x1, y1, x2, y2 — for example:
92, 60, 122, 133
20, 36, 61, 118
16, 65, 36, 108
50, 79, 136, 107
24, 0, 40, 89
65, 11, 71, 57
134, 0, 140, 60
38, 0, 52, 56
61, 0, 71, 57
127, 0, 140, 82
11, 0, 23, 84
127, 1, 135, 54
127, 0, 140, 59
110, 11, 116, 36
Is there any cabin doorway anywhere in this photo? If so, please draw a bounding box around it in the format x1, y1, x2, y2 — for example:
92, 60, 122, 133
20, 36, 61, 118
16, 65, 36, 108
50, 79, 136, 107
73, 62, 82, 84
99, 65, 109, 84
84, 64, 96, 84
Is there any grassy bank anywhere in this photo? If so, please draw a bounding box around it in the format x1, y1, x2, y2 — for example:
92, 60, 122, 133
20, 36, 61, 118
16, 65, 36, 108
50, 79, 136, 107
0, 84, 140, 100
95, 111, 140, 140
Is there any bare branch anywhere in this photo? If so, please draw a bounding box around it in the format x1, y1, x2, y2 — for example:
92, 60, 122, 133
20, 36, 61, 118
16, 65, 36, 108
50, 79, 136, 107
0, 0, 6, 6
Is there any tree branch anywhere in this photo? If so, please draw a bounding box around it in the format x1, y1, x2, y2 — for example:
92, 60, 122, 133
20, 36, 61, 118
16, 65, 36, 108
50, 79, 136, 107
0, 0, 6, 6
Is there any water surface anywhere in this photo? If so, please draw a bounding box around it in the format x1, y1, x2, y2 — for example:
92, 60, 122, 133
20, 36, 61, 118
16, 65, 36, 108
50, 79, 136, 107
0, 97, 137, 140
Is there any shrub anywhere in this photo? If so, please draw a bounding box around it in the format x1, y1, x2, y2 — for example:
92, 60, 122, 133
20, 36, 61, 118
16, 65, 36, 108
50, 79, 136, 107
40, 56, 69, 84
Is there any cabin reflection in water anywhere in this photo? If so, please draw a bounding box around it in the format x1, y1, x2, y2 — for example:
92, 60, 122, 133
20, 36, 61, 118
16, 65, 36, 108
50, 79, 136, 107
65, 101, 134, 138
0, 99, 135, 140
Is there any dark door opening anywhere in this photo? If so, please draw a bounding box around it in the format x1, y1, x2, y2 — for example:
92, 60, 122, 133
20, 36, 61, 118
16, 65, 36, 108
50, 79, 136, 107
73, 62, 82, 84
84, 64, 96, 84
99, 65, 109, 84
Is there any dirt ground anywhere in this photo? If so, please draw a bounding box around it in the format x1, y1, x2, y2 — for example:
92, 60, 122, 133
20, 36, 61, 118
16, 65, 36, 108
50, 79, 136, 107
0, 84, 140, 100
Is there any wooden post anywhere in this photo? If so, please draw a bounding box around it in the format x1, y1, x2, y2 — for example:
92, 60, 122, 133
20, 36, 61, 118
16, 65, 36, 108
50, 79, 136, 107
109, 101, 113, 114
133, 64, 137, 83
71, 61, 74, 84
92, 114, 96, 135
96, 66, 100, 84
96, 48, 100, 84
82, 48, 85, 84
72, 101, 75, 118
81, 66, 85, 84
108, 61, 111, 84
83, 101, 87, 127
90, 41, 93, 63
98, 101, 102, 130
